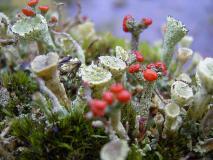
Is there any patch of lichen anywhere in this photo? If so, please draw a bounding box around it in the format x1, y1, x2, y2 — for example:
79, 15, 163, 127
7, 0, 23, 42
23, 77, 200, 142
11, 111, 109, 160
0, 71, 38, 117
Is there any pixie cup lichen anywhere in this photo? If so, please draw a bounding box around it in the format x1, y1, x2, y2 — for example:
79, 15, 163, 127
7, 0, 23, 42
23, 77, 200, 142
174, 47, 193, 77
163, 102, 182, 135
79, 64, 112, 98
188, 58, 213, 120
11, 14, 55, 51
31, 52, 71, 108
99, 56, 126, 82
171, 80, 193, 106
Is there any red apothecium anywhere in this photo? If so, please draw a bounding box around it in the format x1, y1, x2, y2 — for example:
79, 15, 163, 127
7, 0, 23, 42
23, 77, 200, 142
117, 90, 131, 103
143, 69, 158, 81
110, 83, 124, 94
89, 99, 107, 117
146, 63, 156, 69
123, 15, 133, 32
128, 64, 140, 73
142, 18, 152, 26
102, 91, 114, 105
38, 6, 49, 14
133, 51, 144, 62
22, 8, 36, 17
27, 0, 39, 7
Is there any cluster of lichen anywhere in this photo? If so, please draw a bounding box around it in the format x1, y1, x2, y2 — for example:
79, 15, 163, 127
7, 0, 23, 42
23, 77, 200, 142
0, 1, 212, 160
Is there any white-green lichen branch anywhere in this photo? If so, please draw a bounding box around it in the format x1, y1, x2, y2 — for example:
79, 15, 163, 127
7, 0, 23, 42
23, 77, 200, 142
162, 16, 188, 67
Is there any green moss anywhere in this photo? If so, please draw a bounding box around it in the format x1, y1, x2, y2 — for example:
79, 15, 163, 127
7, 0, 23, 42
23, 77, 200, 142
11, 111, 109, 160
127, 144, 142, 160
1, 71, 38, 101
0, 71, 38, 117
121, 104, 137, 141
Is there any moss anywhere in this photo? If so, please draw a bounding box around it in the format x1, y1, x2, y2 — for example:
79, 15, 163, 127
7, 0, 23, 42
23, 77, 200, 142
0, 71, 38, 117
127, 145, 142, 160
11, 111, 109, 160
121, 104, 137, 141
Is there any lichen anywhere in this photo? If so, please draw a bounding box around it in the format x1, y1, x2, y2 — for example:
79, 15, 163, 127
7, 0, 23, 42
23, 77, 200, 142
162, 16, 188, 66
11, 14, 55, 51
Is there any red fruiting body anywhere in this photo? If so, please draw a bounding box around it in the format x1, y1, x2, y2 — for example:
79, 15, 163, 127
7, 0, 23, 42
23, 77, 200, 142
89, 99, 107, 117
143, 69, 158, 81
123, 15, 133, 32
38, 6, 49, 13
117, 90, 131, 103
155, 61, 167, 70
102, 91, 114, 105
155, 61, 167, 75
146, 63, 156, 69
128, 64, 140, 73
143, 18, 152, 26
110, 83, 124, 94
133, 51, 144, 62
27, 0, 39, 7
50, 16, 58, 23
22, 8, 36, 17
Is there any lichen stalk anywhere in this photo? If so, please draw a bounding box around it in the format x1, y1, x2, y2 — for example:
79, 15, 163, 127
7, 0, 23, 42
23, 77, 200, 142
31, 52, 71, 109
161, 16, 188, 67
187, 87, 211, 120
162, 103, 182, 136
139, 82, 155, 117
110, 109, 129, 140
37, 78, 68, 116
45, 71, 71, 108
131, 33, 140, 51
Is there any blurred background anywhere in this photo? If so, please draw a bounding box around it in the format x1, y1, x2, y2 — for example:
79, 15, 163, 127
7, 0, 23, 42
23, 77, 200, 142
1, 0, 213, 57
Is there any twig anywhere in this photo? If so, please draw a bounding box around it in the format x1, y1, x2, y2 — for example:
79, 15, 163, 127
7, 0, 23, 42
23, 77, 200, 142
51, 30, 85, 63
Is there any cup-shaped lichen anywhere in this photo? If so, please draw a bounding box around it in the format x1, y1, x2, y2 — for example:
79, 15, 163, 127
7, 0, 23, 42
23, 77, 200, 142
163, 102, 182, 135
196, 58, 213, 94
171, 80, 193, 106
177, 47, 193, 65
79, 64, 112, 98
11, 14, 55, 51
176, 73, 192, 84
99, 56, 126, 81
31, 52, 70, 108
188, 58, 213, 120
100, 140, 129, 160
174, 47, 193, 77
162, 16, 188, 66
